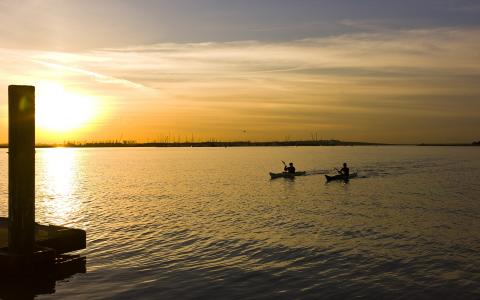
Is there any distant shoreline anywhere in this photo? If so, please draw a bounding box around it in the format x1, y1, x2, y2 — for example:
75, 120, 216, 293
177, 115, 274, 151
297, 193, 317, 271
0, 140, 478, 148
416, 143, 480, 147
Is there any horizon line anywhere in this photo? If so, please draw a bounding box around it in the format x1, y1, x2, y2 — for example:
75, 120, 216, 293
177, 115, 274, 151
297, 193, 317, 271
0, 139, 479, 148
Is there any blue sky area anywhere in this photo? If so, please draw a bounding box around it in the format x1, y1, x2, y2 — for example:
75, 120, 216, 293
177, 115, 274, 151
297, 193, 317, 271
2, 0, 480, 49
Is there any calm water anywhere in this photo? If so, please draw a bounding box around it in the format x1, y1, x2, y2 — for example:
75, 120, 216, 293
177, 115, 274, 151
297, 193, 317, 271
0, 146, 479, 299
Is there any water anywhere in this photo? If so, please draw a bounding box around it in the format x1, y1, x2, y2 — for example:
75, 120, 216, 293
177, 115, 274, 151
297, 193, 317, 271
0, 146, 479, 299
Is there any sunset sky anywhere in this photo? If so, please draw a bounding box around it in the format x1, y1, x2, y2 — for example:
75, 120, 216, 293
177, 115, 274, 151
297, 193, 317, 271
0, 0, 479, 144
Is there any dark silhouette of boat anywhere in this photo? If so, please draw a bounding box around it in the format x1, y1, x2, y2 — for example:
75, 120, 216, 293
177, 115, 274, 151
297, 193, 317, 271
270, 171, 306, 179
325, 172, 358, 182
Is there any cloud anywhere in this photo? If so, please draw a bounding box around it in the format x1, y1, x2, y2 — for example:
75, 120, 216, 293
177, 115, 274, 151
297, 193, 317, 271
1, 27, 480, 143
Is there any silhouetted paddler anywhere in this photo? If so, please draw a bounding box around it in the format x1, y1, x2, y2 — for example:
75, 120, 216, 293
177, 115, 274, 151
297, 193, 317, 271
339, 162, 349, 179
284, 162, 296, 174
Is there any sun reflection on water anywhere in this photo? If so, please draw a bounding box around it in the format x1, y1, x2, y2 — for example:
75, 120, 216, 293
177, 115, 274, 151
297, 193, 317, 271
37, 148, 81, 225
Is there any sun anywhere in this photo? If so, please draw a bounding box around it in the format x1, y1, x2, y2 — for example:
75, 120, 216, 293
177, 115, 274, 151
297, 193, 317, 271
36, 82, 96, 132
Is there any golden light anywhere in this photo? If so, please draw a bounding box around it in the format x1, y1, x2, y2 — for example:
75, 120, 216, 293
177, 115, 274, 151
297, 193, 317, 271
37, 148, 81, 225
36, 82, 96, 132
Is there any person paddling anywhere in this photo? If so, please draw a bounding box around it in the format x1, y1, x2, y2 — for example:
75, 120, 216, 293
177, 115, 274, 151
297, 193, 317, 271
284, 162, 296, 174
338, 162, 349, 179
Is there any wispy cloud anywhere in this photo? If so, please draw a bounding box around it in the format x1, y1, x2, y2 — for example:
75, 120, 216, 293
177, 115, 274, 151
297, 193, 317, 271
32, 59, 148, 89
1, 27, 480, 143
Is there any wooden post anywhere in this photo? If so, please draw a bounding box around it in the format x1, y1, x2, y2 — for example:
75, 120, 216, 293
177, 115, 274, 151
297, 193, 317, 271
8, 85, 35, 254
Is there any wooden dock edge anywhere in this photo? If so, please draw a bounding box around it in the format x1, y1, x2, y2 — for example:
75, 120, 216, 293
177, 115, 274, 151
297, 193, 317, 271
0, 217, 86, 273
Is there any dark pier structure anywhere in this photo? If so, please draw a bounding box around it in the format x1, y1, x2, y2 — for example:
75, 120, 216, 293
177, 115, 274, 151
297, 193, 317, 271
0, 85, 86, 274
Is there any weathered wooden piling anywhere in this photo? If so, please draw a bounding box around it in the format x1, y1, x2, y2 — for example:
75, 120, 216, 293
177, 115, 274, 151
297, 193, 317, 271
8, 85, 35, 254
0, 85, 86, 274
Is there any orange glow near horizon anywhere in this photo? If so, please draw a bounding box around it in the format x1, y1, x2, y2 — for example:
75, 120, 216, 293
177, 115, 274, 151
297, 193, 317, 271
1, 27, 479, 144
36, 81, 98, 134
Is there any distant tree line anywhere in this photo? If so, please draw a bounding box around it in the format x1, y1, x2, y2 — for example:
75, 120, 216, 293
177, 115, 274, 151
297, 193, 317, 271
1, 140, 477, 148
56, 139, 383, 148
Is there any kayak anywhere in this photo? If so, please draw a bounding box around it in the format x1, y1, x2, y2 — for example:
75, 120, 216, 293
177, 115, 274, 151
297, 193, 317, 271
270, 171, 306, 179
325, 172, 358, 182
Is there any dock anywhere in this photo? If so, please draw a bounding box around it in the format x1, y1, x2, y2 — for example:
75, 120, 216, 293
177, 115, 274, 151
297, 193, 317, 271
0, 217, 86, 272
0, 85, 86, 274
0, 217, 86, 252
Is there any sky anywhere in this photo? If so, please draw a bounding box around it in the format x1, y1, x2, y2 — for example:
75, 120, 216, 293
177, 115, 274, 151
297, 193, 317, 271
0, 0, 479, 144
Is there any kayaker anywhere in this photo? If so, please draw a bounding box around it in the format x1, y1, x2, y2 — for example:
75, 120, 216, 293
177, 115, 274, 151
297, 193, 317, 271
338, 162, 349, 179
284, 162, 296, 174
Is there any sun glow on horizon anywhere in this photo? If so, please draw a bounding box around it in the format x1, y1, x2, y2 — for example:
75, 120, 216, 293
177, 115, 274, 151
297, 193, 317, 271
36, 82, 97, 132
